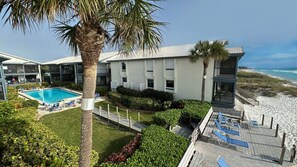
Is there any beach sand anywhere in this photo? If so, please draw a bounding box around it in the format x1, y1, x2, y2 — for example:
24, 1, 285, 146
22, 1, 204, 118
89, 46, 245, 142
244, 94, 297, 162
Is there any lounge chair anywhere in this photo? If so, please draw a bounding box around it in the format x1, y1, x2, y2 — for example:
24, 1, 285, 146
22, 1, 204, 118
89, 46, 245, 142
218, 112, 241, 128
213, 130, 249, 148
65, 100, 76, 107
215, 119, 240, 136
217, 156, 229, 167
246, 114, 259, 128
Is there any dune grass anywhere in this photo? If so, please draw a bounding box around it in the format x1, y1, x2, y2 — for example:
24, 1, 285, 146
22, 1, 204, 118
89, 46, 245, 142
95, 100, 155, 125
237, 71, 297, 97
40, 108, 135, 163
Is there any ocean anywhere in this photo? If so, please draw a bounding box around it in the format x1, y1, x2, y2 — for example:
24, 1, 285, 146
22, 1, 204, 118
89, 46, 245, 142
255, 68, 297, 83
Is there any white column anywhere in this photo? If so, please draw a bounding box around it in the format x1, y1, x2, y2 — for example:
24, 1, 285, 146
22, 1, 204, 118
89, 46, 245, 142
38, 64, 42, 83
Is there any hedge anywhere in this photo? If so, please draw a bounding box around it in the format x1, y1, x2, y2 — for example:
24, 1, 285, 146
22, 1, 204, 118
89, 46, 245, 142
153, 109, 181, 128
108, 92, 162, 111
96, 86, 110, 96
16, 83, 42, 90
116, 86, 173, 102
0, 107, 99, 166
100, 125, 188, 167
181, 100, 211, 122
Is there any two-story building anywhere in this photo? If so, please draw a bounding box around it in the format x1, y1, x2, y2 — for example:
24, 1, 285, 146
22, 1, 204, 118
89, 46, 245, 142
0, 52, 42, 84
107, 43, 244, 107
43, 52, 116, 85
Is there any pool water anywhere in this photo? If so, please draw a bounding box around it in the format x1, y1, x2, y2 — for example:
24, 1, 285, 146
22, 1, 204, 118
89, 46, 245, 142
24, 88, 80, 104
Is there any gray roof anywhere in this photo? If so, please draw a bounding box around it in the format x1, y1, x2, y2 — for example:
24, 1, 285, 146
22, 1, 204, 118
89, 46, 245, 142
0, 52, 40, 64
107, 44, 244, 62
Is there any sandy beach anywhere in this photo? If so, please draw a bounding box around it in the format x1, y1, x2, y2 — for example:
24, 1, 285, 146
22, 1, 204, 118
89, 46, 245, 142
244, 94, 297, 162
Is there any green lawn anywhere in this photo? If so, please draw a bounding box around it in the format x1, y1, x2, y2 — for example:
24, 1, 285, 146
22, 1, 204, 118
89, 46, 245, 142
95, 100, 155, 125
40, 108, 135, 163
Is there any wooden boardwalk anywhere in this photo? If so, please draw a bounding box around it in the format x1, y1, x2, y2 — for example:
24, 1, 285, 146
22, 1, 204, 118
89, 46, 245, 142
191, 112, 295, 167
93, 107, 147, 132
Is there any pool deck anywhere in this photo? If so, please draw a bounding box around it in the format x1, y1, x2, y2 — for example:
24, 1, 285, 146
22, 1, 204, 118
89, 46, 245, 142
190, 110, 295, 167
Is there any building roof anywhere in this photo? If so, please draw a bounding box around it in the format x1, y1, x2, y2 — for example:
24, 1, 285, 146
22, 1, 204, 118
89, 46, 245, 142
107, 44, 244, 62
43, 51, 118, 65
0, 52, 40, 65
0, 54, 11, 62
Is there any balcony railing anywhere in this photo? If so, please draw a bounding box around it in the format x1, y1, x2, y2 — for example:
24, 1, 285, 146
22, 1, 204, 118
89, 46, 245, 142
214, 68, 236, 76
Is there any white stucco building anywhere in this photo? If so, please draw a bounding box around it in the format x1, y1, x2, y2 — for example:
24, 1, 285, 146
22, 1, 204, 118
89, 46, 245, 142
107, 43, 244, 107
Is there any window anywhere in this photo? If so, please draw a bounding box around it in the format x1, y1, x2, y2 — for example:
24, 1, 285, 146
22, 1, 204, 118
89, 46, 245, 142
24, 65, 38, 73
166, 80, 174, 90
121, 62, 126, 72
146, 60, 153, 72
122, 77, 127, 82
147, 79, 154, 88
165, 59, 174, 70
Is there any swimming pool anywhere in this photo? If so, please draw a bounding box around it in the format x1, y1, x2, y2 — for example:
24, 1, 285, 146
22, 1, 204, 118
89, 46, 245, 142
23, 88, 80, 104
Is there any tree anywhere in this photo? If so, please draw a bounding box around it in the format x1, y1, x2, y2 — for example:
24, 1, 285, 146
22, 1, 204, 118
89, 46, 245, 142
189, 41, 229, 102
0, 1, 164, 166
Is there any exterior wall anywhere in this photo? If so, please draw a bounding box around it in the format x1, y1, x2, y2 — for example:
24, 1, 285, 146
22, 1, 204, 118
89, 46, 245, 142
110, 57, 215, 102
0, 62, 7, 100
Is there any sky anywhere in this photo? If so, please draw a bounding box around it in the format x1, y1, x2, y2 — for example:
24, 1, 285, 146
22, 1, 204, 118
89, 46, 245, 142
1, 0, 297, 68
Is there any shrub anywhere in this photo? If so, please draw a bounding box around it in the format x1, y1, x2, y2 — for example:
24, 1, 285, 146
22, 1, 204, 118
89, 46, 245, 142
66, 83, 83, 91
22, 99, 39, 109
171, 101, 185, 109
0, 102, 14, 120
0, 106, 99, 166
141, 89, 174, 102
41, 82, 50, 87
104, 134, 141, 164
16, 83, 42, 90
162, 100, 172, 110
116, 86, 141, 97
153, 109, 181, 128
125, 125, 188, 167
7, 87, 18, 100
181, 100, 211, 123
109, 92, 162, 111
96, 86, 110, 96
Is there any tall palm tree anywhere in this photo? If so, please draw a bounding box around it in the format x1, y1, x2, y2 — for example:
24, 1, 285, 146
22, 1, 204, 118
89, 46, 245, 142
0, 1, 164, 166
189, 41, 229, 102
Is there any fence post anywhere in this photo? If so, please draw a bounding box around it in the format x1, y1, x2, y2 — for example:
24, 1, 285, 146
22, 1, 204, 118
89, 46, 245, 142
107, 109, 110, 122
116, 106, 118, 115
261, 114, 264, 125
129, 117, 132, 131
117, 114, 120, 126
107, 104, 110, 113
281, 132, 286, 148
275, 124, 279, 137
126, 109, 129, 120
279, 146, 286, 165
290, 144, 296, 162
138, 112, 140, 122
242, 110, 245, 121
99, 106, 102, 116
270, 117, 273, 129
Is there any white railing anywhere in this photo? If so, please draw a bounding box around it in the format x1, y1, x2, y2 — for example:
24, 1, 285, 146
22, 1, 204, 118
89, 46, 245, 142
178, 107, 213, 167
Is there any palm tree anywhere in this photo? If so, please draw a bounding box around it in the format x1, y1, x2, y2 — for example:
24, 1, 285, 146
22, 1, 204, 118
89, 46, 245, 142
189, 41, 229, 102
0, 1, 164, 166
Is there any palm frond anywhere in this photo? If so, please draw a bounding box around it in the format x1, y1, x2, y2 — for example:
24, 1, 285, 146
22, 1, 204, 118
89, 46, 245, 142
108, 0, 165, 55
53, 22, 79, 55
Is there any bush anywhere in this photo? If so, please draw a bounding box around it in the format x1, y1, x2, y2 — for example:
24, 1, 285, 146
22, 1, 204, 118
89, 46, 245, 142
116, 86, 174, 102
125, 125, 188, 167
41, 82, 50, 87
141, 89, 174, 102
0, 105, 99, 166
16, 83, 42, 90
66, 83, 83, 91
7, 87, 18, 100
171, 101, 185, 109
153, 109, 181, 128
181, 100, 211, 123
116, 86, 141, 97
96, 86, 110, 96
104, 134, 141, 164
108, 92, 162, 111
0, 102, 14, 120
22, 99, 39, 109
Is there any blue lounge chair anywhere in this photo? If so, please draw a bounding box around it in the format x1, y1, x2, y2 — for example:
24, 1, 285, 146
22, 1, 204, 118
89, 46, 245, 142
213, 130, 249, 148
218, 112, 240, 128
217, 156, 229, 167
95, 93, 100, 99
215, 119, 240, 136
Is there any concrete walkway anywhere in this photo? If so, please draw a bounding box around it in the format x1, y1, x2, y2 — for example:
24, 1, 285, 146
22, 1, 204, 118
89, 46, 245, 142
93, 107, 147, 132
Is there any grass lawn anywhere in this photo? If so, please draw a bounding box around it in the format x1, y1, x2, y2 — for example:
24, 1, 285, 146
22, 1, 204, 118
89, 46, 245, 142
40, 108, 135, 163
95, 100, 155, 125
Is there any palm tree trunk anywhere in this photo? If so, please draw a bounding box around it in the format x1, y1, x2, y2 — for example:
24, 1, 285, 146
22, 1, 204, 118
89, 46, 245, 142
201, 60, 209, 103
76, 23, 105, 167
